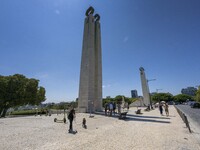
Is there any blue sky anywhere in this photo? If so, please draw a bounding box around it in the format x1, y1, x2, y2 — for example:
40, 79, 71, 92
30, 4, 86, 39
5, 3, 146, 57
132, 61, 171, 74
0, 0, 200, 103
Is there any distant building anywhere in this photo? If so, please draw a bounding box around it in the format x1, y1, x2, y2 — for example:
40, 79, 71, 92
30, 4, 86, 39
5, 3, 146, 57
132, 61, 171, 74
181, 87, 197, 96
131, 90, 138, 98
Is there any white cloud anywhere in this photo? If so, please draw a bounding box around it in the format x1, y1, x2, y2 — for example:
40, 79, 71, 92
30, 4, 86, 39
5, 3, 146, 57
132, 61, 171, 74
102, 84, 111, 88
55, 10, 60, 15
123, 36, 129, 43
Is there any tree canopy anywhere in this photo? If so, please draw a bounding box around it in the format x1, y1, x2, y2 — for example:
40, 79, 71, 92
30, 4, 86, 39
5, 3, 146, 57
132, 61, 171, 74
0, 74, 46, 117
151, 93, 173, 103
173, 94, 193, 103
195, 87, 200, 102
102, 95, 137, 107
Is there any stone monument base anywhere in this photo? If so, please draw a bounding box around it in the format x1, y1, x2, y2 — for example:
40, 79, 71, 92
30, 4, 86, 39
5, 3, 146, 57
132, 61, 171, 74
78, 107, 87, 113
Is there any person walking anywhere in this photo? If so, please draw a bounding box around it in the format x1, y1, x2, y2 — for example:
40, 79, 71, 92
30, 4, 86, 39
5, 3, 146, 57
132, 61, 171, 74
164, 103, 169, 116
68, 108, 75, 133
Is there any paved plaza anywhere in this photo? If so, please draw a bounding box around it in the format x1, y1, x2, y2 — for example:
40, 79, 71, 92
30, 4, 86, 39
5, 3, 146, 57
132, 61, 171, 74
0, 106, 200, 150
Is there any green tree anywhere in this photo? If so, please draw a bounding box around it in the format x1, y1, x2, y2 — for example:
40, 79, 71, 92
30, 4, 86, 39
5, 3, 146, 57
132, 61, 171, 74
173, 94, 193, 103
36, 86, 46, 105
0, 74, 46, 117
102, 95, 137, 107
151, 93, 173, 103
0, 75, 8, 115
114, 95, 124, 104
69, 101, 78, 108
114, 95, 135, 105
1, 74, 27, 117
57, 103, 66, 110
195, 87, 200, 102
102, 97, 113, 107
127, 98, 138, 105
24, 78, 39, 105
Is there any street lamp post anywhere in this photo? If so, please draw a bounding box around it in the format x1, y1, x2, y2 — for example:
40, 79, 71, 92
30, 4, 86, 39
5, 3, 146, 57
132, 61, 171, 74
147, 79, 156, 110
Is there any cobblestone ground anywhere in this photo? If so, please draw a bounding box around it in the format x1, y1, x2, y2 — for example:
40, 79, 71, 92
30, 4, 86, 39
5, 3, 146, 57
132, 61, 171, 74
0, 106, 200, 150
176, 104, 200, 144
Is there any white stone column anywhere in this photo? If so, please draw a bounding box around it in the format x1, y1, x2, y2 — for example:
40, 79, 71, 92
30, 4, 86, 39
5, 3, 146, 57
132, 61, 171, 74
78, 17, 89, 112
87, 14, 95, 113
78, 14, 95, 112
140, 67, 150, 106
78, 7, 102, 112
94, 20, 102, 111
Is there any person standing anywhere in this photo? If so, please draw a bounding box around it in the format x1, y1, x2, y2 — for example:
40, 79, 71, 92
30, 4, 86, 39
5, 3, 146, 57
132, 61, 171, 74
68, 108, 75, 133
105, 103, 108, 116
113, 102, 116, 115
109, 102, 113, 116
159, 103, 163, 115
127, 103, 130, 112
117, 103, 121, 114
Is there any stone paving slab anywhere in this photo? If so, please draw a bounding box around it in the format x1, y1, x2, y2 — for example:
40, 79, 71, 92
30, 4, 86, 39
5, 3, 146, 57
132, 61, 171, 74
0, 106, 200, 150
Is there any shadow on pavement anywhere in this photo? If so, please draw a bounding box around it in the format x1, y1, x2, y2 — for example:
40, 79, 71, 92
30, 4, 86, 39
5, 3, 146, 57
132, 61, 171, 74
126, 114, 170, 120
93, 111, 171, 124
124, 117, 171, 123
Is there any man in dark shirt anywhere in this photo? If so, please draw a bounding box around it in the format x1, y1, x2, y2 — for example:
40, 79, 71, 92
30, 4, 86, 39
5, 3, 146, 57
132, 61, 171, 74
68, 108, 75, 133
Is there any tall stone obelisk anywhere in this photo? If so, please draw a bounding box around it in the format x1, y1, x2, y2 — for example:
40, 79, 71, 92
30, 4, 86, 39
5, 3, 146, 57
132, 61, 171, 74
78, 7, 102, 113
139, 67, 150, 106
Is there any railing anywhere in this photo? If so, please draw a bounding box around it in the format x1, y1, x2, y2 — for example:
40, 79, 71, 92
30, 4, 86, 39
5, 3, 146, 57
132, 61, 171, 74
174, 105, 191, 133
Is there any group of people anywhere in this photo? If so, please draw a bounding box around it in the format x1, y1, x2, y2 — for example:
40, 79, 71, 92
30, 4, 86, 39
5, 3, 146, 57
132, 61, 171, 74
67, 102, 120, 134
158, 102, 169, 116
67, 102, 169, 133
104, 102, 116, 116
104, 102, 129, 116
67, 101, 128, 133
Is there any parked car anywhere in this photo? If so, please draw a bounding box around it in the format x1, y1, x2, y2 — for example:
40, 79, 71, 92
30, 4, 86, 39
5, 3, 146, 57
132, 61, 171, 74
189, 101, 196, 106
168, 101, 174, 105
191, 102, 200, 108
174, 102, 180, 105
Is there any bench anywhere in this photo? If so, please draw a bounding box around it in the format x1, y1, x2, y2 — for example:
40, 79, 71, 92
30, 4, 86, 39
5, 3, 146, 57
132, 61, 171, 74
135, 109, 141, 114
119, 112, 127, 119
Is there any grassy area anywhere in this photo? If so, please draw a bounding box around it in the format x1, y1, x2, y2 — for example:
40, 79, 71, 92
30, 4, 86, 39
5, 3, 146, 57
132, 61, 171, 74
10, 109, 46, 116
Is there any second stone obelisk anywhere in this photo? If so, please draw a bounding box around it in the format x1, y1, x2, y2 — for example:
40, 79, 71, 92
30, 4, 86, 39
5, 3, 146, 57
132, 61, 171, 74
140, 67, 150, 106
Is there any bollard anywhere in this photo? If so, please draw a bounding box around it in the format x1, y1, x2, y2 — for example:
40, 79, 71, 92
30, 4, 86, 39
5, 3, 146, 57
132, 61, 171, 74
183, 115, 191, 133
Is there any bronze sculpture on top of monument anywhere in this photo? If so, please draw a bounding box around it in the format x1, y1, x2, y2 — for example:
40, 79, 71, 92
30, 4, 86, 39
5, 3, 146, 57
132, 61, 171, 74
78, 7, 102, 113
